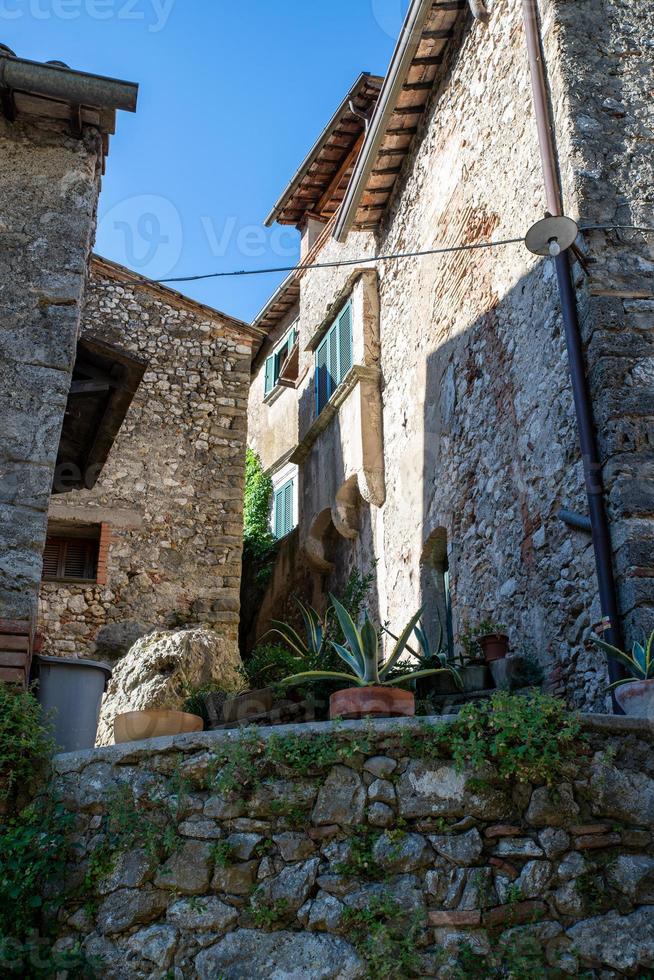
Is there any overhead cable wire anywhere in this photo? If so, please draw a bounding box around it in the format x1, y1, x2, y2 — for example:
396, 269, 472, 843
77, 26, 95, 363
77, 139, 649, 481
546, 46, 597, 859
150, 224, 654, 285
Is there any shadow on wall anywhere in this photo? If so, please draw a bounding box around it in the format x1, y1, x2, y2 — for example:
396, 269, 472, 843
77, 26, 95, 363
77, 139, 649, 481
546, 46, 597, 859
250, 252, 648, 709
418, 254, 612, 707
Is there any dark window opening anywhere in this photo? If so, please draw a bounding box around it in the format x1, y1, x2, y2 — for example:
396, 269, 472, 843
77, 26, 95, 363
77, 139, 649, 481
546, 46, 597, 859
42, 525, 100, 583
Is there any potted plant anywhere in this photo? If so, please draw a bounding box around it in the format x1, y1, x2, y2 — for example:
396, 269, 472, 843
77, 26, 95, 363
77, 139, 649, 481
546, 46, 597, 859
592, 631, 654, 718
279, 597, 460, 719
383, 619, 461, 696
468, 620, 509, 663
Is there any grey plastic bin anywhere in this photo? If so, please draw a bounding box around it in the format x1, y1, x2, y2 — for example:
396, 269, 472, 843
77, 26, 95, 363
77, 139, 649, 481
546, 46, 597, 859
33, 654, 112, 753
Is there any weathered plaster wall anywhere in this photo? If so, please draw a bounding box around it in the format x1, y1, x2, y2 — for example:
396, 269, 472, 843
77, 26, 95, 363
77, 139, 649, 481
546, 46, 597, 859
38, 262, 253, 662
0, 116, 102, 621
247, 306, 300, 474
50, 715, 654, 978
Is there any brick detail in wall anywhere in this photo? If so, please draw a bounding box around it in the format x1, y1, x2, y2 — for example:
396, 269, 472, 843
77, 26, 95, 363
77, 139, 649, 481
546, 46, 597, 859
95, 523, 112, 587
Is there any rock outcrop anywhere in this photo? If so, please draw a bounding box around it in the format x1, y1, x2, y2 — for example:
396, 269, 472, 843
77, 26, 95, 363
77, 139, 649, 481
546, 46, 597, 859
96, 627, 243, 745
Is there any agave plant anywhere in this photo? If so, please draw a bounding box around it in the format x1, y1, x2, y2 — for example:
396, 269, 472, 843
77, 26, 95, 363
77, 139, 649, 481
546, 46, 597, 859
382, 617, 461, 686
592, 631, 654, 690
280, 595, 460, 689
266, 599, 329, 664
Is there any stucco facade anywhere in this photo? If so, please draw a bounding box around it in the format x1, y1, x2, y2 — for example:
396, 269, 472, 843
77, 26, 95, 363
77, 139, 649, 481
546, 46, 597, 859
247, 0, 654, 710
38, 258, 254, 664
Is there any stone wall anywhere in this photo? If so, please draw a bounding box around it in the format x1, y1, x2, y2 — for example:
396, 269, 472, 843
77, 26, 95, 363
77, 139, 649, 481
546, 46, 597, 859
38, 259, 253, 663
50, 714, 654, 978
542, 0, 654, 642
248, 0, 653, 711
0, 115, 103, 622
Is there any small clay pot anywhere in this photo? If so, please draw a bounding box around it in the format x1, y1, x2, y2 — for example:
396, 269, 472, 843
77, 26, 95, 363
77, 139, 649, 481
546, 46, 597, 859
114, 709, 203, 744
614, 678, 654, 720
478, 633, 509, 663
329, 686, 415, 720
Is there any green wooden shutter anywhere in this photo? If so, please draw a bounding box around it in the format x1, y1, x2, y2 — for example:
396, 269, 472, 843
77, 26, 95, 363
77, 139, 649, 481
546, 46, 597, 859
264, 355, 275, 396
337, 301, 353, 383
273, 480, 294, 538
315, 335, 330, 414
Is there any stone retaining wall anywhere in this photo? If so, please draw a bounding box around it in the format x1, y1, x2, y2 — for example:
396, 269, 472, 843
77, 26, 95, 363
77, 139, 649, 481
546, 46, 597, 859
50, 715, 654, 978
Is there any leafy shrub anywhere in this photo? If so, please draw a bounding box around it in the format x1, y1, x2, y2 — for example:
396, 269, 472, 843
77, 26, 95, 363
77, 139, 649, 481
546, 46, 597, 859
341, 893, 425, 978
0, 686, 53, 810
240, 643, 303, 689
448, 691, 583, 786
0, 687, 99, 976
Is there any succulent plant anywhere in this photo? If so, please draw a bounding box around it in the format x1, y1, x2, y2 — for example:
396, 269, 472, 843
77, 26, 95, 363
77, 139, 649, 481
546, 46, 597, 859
592, 632, 654, 690
280, 595, 460, 689
267, 599, 328, 661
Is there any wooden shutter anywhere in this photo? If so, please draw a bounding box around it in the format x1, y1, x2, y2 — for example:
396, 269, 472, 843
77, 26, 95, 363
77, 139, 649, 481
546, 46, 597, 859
282, 481, 294, 536
64, 539, 93, 580
41, 535, 98, 582
315, 335, 330, 414
42, 538, 62, 579
273, 480, 294, 538
337, 301, 353, 382
264, 355, 275, 396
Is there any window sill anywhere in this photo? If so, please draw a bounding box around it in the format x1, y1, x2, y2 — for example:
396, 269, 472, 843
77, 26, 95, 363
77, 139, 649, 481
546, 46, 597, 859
42, 578, 98, 586
263, 385, 286, 407
290, 364, 380, 464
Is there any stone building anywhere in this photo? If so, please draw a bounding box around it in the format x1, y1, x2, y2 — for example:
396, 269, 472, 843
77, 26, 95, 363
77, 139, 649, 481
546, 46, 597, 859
38, 256, 257, 664
247, 0, 653, 710
0, 48, 137, 629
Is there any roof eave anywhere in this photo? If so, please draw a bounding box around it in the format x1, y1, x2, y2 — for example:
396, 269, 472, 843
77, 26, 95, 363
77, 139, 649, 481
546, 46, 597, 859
334, 0, 433, 243
0, 52, 138, 116
264, 71, 383, 229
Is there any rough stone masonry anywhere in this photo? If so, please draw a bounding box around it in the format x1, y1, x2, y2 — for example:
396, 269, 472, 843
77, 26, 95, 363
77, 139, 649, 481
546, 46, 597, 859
0, 114, 103, 622
0, 53, 137, 626
49, 715, 654, 978
38, 257, 255, 663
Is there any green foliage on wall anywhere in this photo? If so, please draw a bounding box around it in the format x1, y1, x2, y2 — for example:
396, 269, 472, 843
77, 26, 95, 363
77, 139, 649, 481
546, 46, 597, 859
0, 686, 53, 810
243, 448, 277, 582
0, 686, 98, 977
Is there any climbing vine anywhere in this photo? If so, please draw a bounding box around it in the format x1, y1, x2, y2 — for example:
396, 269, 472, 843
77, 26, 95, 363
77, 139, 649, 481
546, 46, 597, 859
243, 448, 277, 585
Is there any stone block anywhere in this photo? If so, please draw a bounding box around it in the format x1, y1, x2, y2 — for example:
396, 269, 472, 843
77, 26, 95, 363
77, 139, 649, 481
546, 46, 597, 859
195, 930, 364, 980
154, 840, 213, 894
312, 766, 366, 826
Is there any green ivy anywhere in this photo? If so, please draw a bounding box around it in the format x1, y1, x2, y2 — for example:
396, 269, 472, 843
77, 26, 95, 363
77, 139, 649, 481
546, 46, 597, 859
243, 448, 277, 587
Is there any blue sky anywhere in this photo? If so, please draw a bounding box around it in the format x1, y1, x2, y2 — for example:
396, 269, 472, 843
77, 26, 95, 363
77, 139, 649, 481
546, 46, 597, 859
4, 1, 408, 321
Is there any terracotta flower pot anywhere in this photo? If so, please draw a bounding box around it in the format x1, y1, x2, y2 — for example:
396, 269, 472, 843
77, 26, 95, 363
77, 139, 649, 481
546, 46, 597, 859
114, 709, 203, 744
478, 633, 509, 663
329, 686, 415, 720
614, 679, 654, 720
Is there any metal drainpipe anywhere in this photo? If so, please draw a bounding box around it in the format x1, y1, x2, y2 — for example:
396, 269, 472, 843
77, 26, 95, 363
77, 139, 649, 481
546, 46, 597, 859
521, 0, 625, 699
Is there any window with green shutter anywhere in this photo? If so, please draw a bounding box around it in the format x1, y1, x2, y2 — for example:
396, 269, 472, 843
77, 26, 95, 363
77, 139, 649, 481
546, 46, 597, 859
272, 479, 295, 539
264, 324, 298, 398
314, 299, 353, 414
